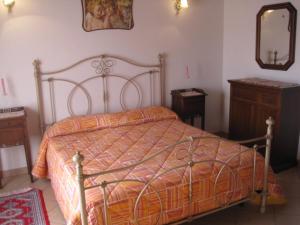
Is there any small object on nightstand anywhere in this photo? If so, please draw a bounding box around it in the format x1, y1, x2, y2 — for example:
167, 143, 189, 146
171, 88, 207, 129
0, 106, 33, 188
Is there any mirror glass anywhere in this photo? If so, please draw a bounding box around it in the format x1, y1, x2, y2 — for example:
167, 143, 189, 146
256, 3, 297, 71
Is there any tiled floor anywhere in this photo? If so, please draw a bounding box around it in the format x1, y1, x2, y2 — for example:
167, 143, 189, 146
0, 165, 299, 225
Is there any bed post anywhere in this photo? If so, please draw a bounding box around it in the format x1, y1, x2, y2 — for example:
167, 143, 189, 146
73, 151, 88, 225
159, 54, 166, 106
33, 59, 45, 134
260, 117, 274, 213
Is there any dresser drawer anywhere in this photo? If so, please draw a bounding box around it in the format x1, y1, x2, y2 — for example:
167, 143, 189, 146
232, 85, 280, 107
258, 91, 280, 107
0, 128, 24, 147
0, 118, 24, 129
232, 86, 257, 102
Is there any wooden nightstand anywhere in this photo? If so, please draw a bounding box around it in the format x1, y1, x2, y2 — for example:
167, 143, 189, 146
0, 107, 33, 187
171, 88, 207, 129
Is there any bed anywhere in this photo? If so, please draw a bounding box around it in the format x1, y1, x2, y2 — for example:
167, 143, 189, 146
32, 54, 282, 225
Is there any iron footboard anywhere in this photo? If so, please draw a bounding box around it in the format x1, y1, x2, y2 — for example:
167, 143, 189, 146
73, 117, 274, 225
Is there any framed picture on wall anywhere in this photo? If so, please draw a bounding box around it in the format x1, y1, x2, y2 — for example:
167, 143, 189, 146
81, 0, 134, 31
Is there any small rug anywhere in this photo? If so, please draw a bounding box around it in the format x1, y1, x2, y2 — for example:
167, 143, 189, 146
0, 188, 50, 225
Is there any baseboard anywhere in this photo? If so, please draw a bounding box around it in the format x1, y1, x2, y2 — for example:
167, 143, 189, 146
0, 167, 28, 178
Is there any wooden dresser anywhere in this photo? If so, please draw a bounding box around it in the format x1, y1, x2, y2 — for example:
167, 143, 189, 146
228, 78, 300, 172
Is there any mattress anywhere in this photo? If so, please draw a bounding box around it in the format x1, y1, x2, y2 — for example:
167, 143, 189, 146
32, 106, 282, 225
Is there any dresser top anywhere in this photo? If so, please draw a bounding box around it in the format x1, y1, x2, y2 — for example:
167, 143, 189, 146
228, 78, 300, 89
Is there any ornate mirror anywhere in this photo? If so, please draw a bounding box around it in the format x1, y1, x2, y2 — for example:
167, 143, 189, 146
256, 2, 297, 71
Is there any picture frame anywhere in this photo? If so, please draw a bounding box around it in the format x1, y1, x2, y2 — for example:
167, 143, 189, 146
81, 0, 134, 32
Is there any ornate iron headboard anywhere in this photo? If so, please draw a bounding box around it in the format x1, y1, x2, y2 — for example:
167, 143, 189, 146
33, 54, 166, 134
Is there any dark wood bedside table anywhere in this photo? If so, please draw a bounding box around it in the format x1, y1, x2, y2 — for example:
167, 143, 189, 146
171, 88, 207, 129
0, 107, 33, 187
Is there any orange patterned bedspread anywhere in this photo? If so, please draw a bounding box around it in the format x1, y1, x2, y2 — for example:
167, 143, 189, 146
32, 107, 282, 225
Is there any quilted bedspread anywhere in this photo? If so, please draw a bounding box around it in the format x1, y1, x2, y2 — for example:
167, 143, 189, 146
32, 107, 282, 225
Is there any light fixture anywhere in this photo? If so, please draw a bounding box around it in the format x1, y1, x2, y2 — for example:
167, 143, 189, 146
175, 0, 189, 15
3, 0, 15, 12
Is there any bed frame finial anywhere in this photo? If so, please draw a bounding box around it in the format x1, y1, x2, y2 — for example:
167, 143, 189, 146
73, 151, 84, 164
159, 53, 166, 106
266, 117, 275, 130
260, 116, 274, 213
73, 151, 88, 225
33, 59, 41, 70
33, 59, 46, 135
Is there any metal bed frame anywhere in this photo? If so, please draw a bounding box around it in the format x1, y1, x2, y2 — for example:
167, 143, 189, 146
33, 54, 166, 133
72, 121, 273, 225
33, 54, 274, 225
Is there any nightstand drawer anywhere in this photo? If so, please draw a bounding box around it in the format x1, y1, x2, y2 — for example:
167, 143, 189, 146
0, 119, 24, 129
182, 97, 205, 115
0, 128, 25, 147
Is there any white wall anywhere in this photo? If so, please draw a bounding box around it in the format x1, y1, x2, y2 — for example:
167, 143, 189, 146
0, 0, 224, 171
222, 0, 300, 157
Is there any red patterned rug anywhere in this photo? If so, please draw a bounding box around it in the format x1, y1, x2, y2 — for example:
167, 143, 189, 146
0, 188, 50, 225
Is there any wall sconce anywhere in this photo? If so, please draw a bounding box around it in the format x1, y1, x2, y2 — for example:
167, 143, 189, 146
3, 0, 15, 12
175, 0, 189, 15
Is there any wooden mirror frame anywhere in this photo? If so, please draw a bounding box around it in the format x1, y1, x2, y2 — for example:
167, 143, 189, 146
256, 2, 297, 71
